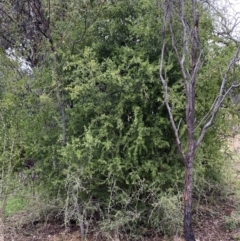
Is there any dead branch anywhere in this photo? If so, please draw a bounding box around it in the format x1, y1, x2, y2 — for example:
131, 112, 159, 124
196, 44, 240, 147
159, 0, 185, 159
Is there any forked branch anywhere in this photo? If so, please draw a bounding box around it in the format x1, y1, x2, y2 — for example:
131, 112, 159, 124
159, 1, 185, 159
196, 44, 240, 147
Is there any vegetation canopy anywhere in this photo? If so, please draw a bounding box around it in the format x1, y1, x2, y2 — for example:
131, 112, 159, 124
0, 0, 239, 240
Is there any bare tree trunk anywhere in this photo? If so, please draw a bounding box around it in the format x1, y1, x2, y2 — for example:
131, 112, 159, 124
183, 3, 198, 239
160, 0, 240, 240
51, 49, 67, 146
183, 89, 196, 241
0, 205, 5, 241
183, 154, 195, 241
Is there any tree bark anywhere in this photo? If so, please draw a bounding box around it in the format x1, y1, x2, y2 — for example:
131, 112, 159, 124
184, 153, 195, 241
183, 96, 196, 241
183, 1, 199, 239
0, 205, 4, 241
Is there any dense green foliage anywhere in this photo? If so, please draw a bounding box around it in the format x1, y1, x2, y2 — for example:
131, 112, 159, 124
0, 0, 238, 238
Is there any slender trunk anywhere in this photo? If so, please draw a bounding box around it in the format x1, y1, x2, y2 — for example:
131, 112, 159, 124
183, 153, 195, 241
49, 36, 67, 146
54, 58, 67, 146
183, 2, 198, 239
74, 196, 85, 239
0, 204, 5, 241
184, 85, 196, 241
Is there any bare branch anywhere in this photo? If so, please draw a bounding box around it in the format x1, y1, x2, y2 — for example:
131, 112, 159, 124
206, 0, 240, 43
169, 2, 189, 84
159, 1, 185, 159
0, 7, 16, 23
193, 95, 218, 132
196, 44, 240, 147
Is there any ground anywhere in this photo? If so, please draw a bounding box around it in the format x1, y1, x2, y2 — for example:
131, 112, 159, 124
3, 201, 240, 241
3, 135, 240, 241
